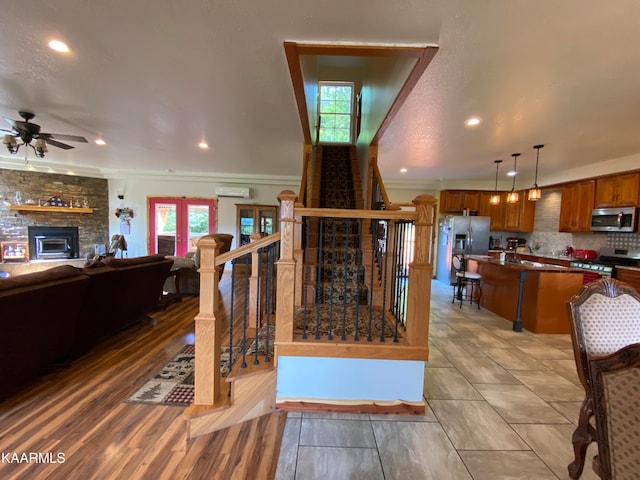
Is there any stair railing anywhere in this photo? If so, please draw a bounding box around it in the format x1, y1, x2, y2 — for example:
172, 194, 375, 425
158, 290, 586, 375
276, 190, 436, 351
194, 232, 280, 406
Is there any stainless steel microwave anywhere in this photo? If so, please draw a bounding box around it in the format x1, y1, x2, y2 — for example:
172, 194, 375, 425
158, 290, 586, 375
590, 207, 638, 232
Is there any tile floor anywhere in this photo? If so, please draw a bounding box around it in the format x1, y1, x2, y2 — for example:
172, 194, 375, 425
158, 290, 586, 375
274, 280, 599, 479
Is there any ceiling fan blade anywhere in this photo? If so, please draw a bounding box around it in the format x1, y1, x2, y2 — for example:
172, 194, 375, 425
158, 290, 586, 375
44, 138, 75, 150
0, 128, 15, 134
3, 117, 17, 129
39, 132, 88, 143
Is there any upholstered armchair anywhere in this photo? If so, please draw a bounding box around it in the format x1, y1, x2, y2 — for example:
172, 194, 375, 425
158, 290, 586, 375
566, 277, 640, 479
165, 233, 233, 295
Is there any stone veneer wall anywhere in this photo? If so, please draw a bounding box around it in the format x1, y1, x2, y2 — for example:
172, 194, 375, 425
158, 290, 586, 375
0, 168, 109, 260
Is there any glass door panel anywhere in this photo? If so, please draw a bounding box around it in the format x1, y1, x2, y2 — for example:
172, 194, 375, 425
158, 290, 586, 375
187, 204, 211, 252
259, 209, 274, 235
149, 197, 216, 256
155, 202, 177, 255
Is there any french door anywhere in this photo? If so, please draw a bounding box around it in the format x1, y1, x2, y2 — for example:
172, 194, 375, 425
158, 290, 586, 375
148, 197, 216, 257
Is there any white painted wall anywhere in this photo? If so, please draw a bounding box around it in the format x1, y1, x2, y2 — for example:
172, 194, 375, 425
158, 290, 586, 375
107, 174, 299, 257
277, 356, 425, 402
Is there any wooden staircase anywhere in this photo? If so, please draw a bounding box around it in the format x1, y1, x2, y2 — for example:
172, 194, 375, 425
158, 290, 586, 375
184, 362, 275, 439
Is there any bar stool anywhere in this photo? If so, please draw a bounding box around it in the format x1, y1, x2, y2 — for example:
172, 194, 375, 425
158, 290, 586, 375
451, 254, 482, 309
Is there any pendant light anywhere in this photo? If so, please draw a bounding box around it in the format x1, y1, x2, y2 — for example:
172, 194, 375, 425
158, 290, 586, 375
528, 144, 544, 201
507, 153, 520, 203
490, 160, 502, 205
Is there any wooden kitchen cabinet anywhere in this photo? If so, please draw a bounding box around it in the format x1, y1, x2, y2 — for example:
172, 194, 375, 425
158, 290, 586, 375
502, 193, 536, 232
594, 172, 639, 208
489, 194, 506, 231
559, 180, 596, 232
478, 192, 496, 217
616, 267, 640, 294
439, 190, 479, 213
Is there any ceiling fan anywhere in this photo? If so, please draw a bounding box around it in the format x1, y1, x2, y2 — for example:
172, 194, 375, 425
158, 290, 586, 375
1, 110, 88, 158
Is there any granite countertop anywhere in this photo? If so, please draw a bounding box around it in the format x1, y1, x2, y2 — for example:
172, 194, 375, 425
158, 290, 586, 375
467, 255, 579, 273
616, 265, 640, 272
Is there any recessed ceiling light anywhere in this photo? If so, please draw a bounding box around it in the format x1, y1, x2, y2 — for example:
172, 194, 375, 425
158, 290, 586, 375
400, 168, 407, 173
199, 141, 209, 149
95, 138, 106, 146
464, 117, 481, 127
507, 170, 517, 177
48, 39, 70, 53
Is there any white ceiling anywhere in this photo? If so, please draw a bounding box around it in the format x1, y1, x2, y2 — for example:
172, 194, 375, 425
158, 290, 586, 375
1, 0, 640, 190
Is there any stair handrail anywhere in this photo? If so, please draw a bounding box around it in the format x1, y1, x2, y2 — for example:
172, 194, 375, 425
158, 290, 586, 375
298, 144, 313, 206
277, 190, 437, 351
215, 232, 281, 266
194, 231, 281, 407
370, 158, 400, 211
296, 206, 414, 221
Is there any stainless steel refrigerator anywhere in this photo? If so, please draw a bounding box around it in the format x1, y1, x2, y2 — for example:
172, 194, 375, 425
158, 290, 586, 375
435, 215, 491, 285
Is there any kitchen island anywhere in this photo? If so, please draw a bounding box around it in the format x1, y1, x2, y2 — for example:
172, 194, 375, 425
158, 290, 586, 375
467, 255, 584, 334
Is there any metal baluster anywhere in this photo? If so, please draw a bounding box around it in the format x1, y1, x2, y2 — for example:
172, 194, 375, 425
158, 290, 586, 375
228, 259, 236, 396
380, 219, 389, 343
341, 218, 350, 340
315, 217, 324, 340
302, 216, 310, 339
253, 247, 262, 365
354, 218, 363, 341
264, 243, 273, 363
328, 218, 337, 341
241, 253, 250, 368
368, 219, 376, 342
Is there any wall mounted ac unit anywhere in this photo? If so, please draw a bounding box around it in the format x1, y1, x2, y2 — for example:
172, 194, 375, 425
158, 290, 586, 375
215, 186, 251, 198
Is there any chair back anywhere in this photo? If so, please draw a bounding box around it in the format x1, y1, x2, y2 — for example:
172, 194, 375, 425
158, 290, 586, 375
452, 254, 465, 274
589, 343, 640, 480
567, 278, 640, 390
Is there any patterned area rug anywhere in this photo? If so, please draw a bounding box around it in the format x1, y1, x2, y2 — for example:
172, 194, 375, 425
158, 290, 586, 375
126, 342, 248, 407
126, 344, 196, 406
125, 330, 273, 407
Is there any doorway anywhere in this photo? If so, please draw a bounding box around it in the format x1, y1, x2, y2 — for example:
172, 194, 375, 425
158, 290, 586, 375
148, 197, 217, 256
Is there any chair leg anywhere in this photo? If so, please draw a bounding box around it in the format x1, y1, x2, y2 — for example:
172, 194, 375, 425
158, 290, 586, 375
568, 395, 595, 480
476, 281, 482, 309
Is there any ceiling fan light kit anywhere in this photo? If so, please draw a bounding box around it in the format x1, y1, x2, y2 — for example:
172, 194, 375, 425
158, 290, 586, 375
1, 111, 88, 158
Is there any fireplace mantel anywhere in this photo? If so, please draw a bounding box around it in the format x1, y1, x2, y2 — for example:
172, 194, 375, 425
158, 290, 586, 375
9, 205, 93, 214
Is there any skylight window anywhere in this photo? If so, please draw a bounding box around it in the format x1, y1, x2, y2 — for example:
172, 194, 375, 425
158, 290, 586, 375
318, 82, 353, 144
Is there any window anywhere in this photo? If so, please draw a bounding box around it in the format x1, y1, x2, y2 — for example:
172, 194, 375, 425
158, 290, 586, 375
318, 82, 353, 144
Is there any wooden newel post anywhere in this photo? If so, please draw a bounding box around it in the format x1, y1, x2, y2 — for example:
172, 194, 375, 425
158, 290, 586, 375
194, 236, 221, 405
276, 190, 297, 349
405, 194, 437, 349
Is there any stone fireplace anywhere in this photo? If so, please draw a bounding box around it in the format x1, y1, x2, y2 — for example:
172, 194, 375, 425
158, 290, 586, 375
28, 226, 80, 260
1, 168, 109, 269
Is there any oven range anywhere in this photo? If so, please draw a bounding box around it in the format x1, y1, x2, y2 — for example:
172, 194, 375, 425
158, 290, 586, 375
570, 247, 640, 281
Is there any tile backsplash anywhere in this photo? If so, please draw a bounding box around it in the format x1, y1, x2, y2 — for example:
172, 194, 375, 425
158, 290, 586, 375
607, 232, 640, 250
514, 187, 640, 254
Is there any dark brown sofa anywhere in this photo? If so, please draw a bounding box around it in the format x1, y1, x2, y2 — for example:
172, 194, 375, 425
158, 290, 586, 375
0, 266, 90, 400
72, 254, 174, 357
0, 255, 173, 401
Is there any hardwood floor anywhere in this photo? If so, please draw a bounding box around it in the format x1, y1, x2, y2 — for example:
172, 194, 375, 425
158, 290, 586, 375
0, 278, 286, 480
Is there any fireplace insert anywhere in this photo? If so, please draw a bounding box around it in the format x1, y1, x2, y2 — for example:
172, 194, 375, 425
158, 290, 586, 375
28, 226, 80, 260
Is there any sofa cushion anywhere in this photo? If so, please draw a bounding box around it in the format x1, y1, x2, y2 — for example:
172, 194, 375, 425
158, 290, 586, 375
0, 265, 83, 293
102, 254, 168, 268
